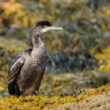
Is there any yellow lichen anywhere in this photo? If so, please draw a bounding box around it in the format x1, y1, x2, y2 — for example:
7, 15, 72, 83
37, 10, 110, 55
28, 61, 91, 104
95, 47, 110, 72
0, 84, 109, 110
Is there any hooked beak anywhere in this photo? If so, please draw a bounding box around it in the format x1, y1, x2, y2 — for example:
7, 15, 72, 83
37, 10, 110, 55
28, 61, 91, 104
41, 26, 63, 33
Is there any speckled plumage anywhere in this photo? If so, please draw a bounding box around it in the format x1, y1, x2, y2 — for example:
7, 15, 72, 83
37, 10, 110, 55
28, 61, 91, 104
8, 21, 48, 96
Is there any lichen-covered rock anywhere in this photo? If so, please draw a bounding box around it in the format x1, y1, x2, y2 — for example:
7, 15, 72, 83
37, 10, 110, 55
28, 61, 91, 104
0, 84, 110, 110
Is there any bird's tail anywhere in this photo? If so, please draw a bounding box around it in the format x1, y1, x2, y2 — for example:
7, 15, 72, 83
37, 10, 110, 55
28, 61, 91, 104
8, 81, 21, 96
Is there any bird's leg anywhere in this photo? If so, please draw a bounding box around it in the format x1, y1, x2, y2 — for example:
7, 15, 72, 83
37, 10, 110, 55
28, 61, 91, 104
32, 90, 38, 95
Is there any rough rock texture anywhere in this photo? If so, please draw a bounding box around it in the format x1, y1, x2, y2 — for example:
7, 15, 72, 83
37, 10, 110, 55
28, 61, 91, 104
55, 92, 110, 110
0, 84, 110, 110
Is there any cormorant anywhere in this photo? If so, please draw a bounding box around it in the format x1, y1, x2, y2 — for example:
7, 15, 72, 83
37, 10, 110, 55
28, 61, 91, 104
8, 20, 63, 96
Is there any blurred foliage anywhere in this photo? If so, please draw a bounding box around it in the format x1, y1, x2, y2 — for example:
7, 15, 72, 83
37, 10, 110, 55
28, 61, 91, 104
40, 71, 109, 96
0, 37, 27, 73
0, 0, 110, 109
1, 0, 110, 72
0, 71, 109, 97
0, 0, 110, 58
0, 0, 110, 51
47, 51, 97, 73
0, 0, 110, 103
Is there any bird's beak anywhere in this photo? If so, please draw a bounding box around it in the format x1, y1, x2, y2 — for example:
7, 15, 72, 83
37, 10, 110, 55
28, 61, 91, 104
41, 26, 63, 33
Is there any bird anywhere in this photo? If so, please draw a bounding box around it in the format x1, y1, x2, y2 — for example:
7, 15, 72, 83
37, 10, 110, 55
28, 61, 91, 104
8, 20, 63, 96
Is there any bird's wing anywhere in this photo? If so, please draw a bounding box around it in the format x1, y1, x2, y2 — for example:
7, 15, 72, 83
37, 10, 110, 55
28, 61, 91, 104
8, 54, 25, 95
8, 55, 25, 83
8, 48, 32, 95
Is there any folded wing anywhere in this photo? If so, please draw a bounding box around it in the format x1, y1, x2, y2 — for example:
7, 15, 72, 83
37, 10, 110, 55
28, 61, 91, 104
8, 52, 25, 95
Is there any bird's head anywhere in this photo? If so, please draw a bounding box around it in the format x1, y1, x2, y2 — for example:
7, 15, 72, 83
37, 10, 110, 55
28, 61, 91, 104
30, 20, 63, 36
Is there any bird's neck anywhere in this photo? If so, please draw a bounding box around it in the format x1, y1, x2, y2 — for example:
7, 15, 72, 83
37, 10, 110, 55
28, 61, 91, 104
31, 35, 45, 48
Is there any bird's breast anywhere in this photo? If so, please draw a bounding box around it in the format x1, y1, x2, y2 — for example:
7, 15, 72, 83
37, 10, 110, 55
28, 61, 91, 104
31, 48, 46, 61
26, 47, 47, 69
17, 47, 47, 93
